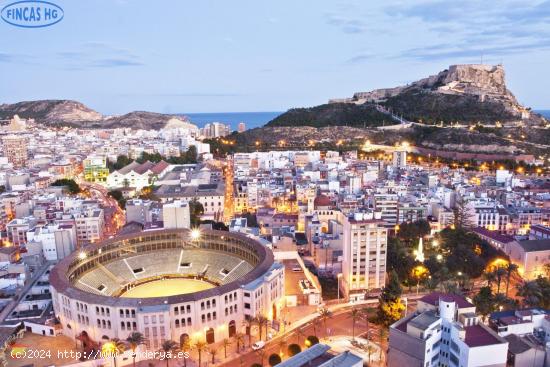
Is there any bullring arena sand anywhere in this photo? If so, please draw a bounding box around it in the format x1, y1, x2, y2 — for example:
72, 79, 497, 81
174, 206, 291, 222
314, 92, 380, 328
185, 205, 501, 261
120, 278, 215, 298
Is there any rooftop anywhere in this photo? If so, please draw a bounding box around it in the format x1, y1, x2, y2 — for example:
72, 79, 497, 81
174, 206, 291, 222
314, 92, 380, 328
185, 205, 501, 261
419, 292, 474, 309
463, 324, 503, 347
518, 239, 550, 252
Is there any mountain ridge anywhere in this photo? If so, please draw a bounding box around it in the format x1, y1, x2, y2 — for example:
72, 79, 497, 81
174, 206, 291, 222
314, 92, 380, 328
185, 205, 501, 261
268, 64, 547, 127
0, 99, 194, 130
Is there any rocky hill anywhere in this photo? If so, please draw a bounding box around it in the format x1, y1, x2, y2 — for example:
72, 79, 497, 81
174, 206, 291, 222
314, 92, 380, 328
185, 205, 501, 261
269, 64, 547, 127
0, 99, 192, 129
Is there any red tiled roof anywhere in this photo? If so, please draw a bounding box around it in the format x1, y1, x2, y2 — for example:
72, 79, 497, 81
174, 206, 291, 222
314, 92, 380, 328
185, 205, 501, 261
464, 325, 501, 347
473, 227, 515, 243
419, 292, 474, 309
151, 160, 170, 175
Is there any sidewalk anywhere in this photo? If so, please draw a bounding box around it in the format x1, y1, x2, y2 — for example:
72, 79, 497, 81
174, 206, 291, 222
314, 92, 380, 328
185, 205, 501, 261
217, 292, 426, 365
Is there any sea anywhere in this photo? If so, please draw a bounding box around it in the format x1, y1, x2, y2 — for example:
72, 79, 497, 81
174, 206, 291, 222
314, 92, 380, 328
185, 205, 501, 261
535, 110, 550, 119
178, 112, 282, 131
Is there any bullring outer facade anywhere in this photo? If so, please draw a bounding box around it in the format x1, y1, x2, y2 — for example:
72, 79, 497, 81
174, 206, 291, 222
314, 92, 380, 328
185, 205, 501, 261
50, 228, 285, 350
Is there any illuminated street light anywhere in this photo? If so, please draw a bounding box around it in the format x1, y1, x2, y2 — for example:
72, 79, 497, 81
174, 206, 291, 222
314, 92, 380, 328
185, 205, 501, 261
78, 252, 87, 260
191, 228, 201, 240
432, 240, 439, 248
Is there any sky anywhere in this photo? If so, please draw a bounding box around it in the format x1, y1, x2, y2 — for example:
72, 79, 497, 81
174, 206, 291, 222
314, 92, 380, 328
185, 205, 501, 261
1, 0, 550, 114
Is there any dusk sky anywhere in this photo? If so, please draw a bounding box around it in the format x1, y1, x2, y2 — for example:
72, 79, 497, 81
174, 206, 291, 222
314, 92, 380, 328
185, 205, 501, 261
2, 0, 550, 114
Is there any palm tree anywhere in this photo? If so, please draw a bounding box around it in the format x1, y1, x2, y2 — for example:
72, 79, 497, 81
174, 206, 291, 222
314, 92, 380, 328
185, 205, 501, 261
505, 263, 519, 297
233, 332, 245, 353
495, 267, 507, 294
208, 347, 218, 364
366, 344, 376, 363
256, 315, 269, 341
318, 307, 332, 338
126, 332, 147, 367
242, 317, 256, 346
484, 270, 497, 288
159, 340, 180, 367
102, 338, 126, 367
348, 307, 362, 341
379, 328, 387, 362
221, 338, 232, 359
311, 317, 322, 338
193, 340, 207, 367
180, 337, 191, 367
362, 307, 376, 337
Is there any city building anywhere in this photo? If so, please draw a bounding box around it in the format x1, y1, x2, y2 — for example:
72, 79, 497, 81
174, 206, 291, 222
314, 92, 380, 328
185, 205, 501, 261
162, 200, 191, 229
341, 212, 388, 301
2, 135, 28, 168
83, 156, 110, 184
392, 149, 407, 168
74, 208, 105, 244
50, 229, 285, 351
388, 292, 508, 367
238, 122, 246, 133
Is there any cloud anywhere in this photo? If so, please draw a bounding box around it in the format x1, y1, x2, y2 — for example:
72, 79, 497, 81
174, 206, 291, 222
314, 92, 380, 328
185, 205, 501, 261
347, 53, 374, 64
390, 0, 550, 61
0, 52, 35, 64
92, 59, 144, 68
56, 42, 143, 69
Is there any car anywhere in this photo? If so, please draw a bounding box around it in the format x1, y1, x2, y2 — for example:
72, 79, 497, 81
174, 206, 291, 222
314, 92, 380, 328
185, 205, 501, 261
251, 341, 265, 350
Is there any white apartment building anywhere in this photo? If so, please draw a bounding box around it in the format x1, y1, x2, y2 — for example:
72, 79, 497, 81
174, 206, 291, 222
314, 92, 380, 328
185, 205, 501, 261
74, 208, 105, 244
26, 224, 77, 261
374, 193, 399, 226
389, 293, 508, 367
393, 149, 407, 168
162, 200, 191, 229
342, 212, 388, 301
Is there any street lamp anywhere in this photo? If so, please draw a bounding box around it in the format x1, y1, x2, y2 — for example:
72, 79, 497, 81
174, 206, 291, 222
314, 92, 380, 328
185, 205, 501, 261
337, 273, 342, 303
190, 228, 201, 240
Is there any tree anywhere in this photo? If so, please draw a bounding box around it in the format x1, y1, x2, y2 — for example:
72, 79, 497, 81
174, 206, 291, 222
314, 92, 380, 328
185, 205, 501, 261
234, 332, 245, 353
208, 347, 218, 365
378, 328, 387, 362
190, 199, 205, 227
222, 338, 232, 359
453, 196, 473, 229
243, 317, 256, 347
494, 267, 507, 294
378, 270, 405, 326
180, 336, 191, 367
102, 338, 126, 367
317, 308, 332, 337
256, 315, 269, 341
348, 307, 362, 341
473, 286, 495, 321
126, 332, 147, 367
108, 190, 127, 209
193, 340, 207, 367
544, 263, 550, 278
505, 263, 519, 297
287, 344, 302, 357
516, 278, 550, 308
51, 179, 81, 194
311, 317, 321, 338
268, 353, 282, 366
159, 340, 179, 367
